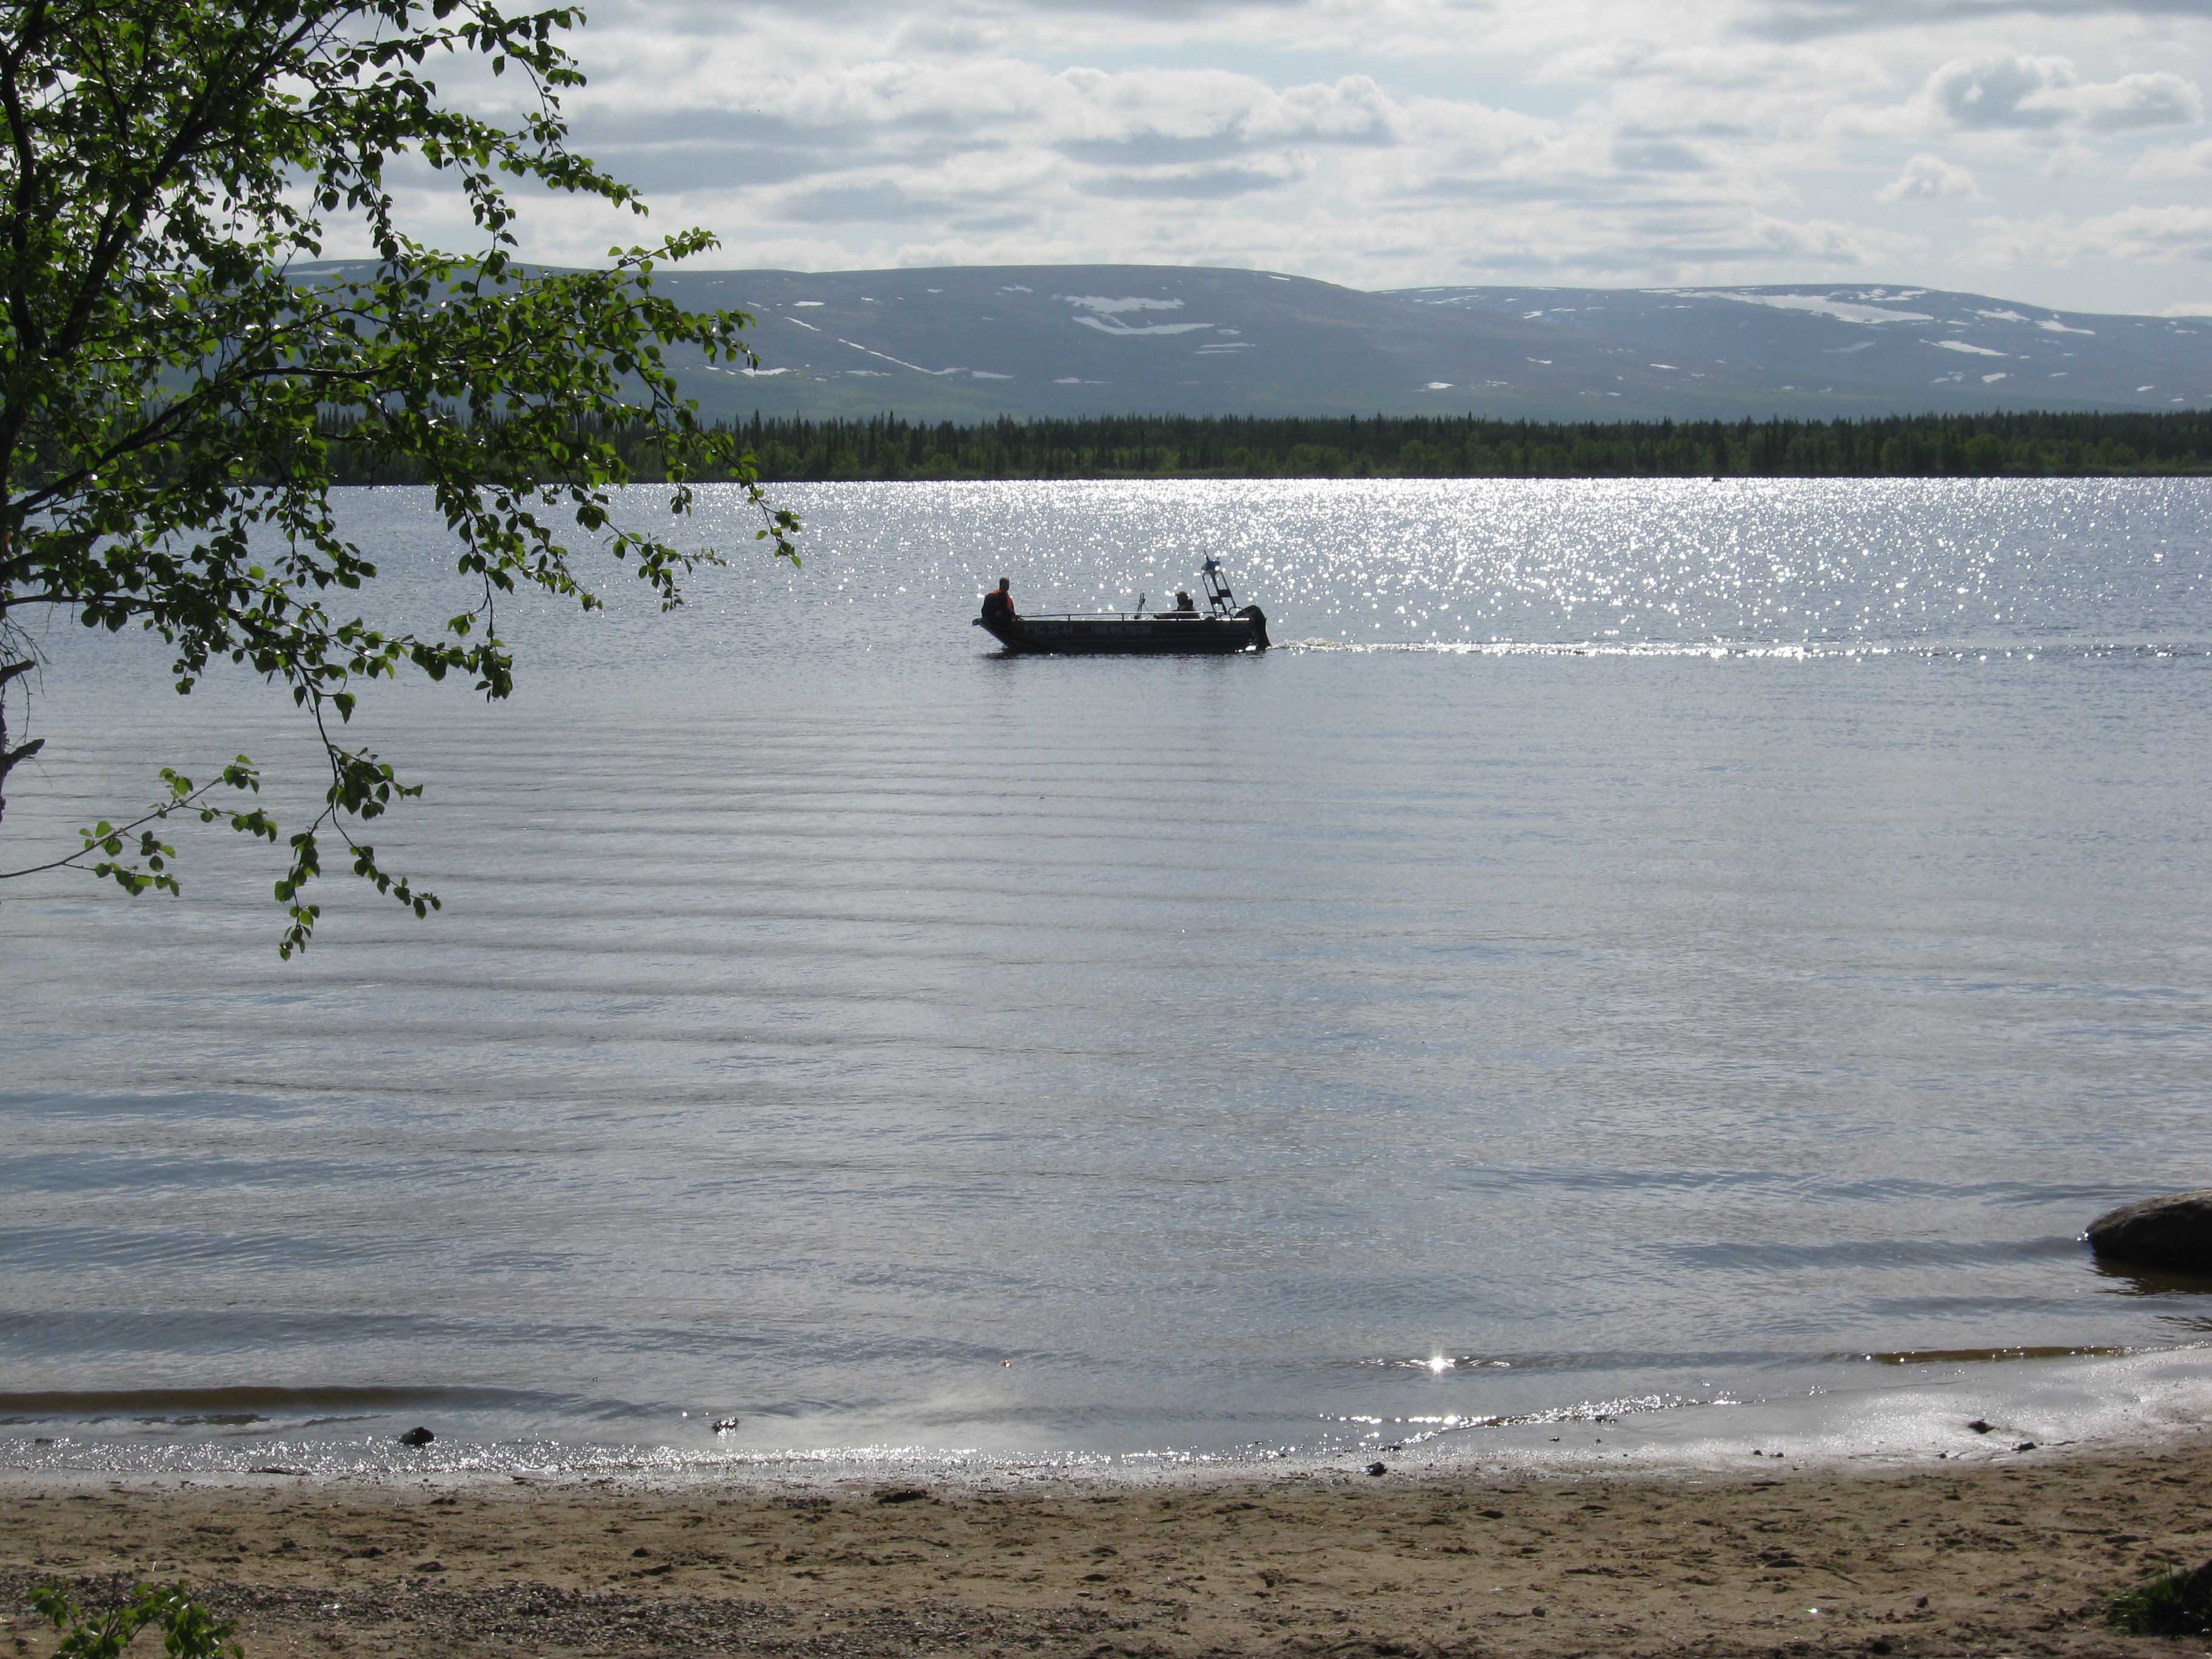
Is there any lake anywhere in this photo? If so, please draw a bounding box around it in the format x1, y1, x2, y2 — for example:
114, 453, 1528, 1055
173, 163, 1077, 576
3, 477, 2209, 1474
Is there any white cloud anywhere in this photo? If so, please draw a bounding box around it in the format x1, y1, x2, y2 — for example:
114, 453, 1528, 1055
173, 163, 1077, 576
2130, 138, 2212, 179
1837, 54, 2204, 139
1976, 203, 2212, 266
298, 0, 2211, 314
2073, 71, 2205, 130
1050, 66, 1404, 152
1741, 0, 2212, 41
1878, 153, 1979, 201
1537, 38, 1885, 95
1929, 55, 2082, 129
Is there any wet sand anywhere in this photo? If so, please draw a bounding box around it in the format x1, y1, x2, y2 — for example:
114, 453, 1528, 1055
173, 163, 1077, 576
6, 1441, 2211, 1658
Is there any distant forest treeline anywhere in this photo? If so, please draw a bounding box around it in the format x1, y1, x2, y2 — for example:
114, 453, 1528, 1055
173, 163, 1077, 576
326, 409, 2212, 483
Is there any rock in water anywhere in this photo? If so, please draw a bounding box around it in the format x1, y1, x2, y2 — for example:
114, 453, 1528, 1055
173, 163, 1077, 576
398, 1426, 436, 1447
2086, 1189, 2212, 1273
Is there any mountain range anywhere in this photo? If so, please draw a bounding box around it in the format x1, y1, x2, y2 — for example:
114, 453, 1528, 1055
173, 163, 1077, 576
315, 261, 2212, 424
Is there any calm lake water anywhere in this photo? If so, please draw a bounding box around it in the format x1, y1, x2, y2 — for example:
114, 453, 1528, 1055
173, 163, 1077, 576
3, 478, 2210, 1474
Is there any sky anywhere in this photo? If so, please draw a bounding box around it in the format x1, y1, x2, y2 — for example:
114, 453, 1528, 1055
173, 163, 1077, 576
400, 0, 2212, 315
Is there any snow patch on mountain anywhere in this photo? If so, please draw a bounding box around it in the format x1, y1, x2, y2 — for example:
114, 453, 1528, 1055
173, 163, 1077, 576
1674, 290, 1934, 326
841, 338, 966, 376
1071, 315, 1214, 337
1061, 294, 1214, 337
1063, 295, 1184, 316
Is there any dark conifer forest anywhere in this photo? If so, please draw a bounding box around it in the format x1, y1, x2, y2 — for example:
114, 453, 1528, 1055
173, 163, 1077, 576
322, 409, 2212, 484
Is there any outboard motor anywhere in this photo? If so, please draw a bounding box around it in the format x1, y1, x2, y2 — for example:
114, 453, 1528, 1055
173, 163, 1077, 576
1202, 558, 1269, 649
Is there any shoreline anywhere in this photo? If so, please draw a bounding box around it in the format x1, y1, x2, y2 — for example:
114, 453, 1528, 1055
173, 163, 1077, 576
8, 1343, 2212, 1488
7, 1435, 2210, 1658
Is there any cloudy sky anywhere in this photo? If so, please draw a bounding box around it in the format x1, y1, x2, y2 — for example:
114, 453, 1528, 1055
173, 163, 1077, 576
424, 0, 2212, 314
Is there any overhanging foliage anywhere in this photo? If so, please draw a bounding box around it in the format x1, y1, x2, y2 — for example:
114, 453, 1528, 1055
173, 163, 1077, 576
0, 0, 798, 953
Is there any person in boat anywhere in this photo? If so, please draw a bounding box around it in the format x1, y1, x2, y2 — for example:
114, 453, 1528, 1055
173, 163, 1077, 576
980, 578, 1015, 625
1155, 590, 1196, 618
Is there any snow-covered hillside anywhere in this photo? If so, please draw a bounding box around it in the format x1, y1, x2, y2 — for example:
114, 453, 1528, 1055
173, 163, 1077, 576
306, 261, 2212, 422
1393, 283, 2210, 422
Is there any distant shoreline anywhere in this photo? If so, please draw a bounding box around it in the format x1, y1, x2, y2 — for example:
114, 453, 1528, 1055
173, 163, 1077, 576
316, 409, 2212, 485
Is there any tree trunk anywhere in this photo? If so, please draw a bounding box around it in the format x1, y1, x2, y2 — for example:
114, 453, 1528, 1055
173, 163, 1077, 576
0, 655, 41, 829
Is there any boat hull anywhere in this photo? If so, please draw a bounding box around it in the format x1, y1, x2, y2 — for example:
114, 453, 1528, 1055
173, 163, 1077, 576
976, 610, 1268, 655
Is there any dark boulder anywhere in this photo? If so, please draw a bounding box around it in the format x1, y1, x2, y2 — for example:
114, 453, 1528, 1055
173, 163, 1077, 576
2086, 1190, 2212, 1273
397, 1426, 436, 1447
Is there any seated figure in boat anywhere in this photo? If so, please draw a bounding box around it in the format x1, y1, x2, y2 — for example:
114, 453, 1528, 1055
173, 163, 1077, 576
1157, 590, 1196, 617
979, 578, 1015, 625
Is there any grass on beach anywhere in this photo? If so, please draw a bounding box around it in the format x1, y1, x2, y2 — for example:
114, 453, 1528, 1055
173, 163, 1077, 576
2109, 1558, 2212, 1635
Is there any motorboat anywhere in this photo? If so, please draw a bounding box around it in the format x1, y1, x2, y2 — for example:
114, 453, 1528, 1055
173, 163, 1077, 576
973, 558, 1270, 654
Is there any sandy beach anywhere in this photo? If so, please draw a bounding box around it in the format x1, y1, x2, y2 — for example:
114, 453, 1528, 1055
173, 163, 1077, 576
5, 1439, 2209, 1658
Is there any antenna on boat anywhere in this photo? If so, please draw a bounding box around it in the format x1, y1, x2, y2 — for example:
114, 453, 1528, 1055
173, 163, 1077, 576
1201, 557, 1236, 617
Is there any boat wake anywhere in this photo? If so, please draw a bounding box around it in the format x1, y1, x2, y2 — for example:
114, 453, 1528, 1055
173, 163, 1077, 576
1279, 638, 2212, 661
